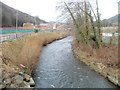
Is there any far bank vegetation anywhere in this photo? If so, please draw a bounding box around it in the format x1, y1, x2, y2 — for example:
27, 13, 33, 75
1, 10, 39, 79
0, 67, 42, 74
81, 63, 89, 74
57, 0, 103, 48
57, 0, 119, 86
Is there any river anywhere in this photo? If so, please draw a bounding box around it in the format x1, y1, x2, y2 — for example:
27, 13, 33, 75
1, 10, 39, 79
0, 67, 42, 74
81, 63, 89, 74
33, 36, 117, 88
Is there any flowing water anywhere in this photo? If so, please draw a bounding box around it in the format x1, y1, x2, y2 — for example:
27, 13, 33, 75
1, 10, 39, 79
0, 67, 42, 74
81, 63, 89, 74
33, 36, 118, 88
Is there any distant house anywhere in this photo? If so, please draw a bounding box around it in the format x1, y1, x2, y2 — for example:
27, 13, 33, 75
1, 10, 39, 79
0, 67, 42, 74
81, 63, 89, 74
39, 23, 52, 29
36, 25, 41, 28
33, 23, 57, 29
53, 24, 57, 29
23, 23, 34, 29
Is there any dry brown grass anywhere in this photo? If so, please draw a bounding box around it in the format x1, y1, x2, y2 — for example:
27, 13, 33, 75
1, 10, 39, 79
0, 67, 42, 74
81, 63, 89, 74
73, 41, 118, 68
72, 41, 119, 86
1, 31, 69, 74
102, 27, 118, 31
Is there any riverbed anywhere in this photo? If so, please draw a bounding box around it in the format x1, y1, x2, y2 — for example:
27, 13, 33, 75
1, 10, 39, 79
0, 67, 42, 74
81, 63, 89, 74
33, 36, 117, 88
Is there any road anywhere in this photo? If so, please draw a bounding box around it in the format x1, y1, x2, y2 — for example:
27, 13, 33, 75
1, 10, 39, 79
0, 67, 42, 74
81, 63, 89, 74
33, 36, 118, 88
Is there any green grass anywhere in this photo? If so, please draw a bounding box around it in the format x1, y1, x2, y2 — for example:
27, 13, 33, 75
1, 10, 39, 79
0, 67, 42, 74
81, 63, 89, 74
102, 36, 118, 44
102, 30, 117, 34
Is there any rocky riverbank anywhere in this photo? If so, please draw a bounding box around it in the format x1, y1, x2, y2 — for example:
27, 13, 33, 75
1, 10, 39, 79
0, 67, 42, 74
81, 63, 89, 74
0, 31, 70, 88
2, 69, 35, 88
1, 59, 35, 88
72, 41, 119, 87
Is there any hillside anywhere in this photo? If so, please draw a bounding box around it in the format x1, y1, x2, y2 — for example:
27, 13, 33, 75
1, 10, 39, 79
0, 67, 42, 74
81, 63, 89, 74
0, 2, 46, 27
101, 14, 118, 27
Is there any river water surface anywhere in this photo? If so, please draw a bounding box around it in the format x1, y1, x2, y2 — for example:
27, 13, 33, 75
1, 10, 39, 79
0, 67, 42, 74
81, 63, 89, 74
33, 36, 117, 88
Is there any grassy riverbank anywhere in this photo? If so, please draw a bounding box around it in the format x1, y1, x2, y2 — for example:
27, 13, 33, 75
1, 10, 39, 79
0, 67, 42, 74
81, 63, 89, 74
0, 31, 70, 88
102, 27, 118, 33
72, 41, 119, 87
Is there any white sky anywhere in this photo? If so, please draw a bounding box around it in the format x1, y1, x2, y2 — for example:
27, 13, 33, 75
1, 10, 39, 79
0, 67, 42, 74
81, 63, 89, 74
1, 0, 119, 22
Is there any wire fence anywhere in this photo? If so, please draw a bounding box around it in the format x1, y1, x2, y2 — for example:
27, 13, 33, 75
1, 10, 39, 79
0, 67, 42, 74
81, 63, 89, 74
0, 30, 58, 42
0, 32, 32, 42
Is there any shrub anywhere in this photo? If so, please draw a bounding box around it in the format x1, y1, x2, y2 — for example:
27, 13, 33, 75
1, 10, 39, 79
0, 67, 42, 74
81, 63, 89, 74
34, 29, 38, 33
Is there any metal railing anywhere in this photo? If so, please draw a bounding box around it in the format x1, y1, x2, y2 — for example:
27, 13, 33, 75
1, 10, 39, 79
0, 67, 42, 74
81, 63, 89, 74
0, 32, 32, 42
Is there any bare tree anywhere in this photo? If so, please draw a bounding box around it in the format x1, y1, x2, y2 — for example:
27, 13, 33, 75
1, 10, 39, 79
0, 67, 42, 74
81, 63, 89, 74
56, 0, 102, 48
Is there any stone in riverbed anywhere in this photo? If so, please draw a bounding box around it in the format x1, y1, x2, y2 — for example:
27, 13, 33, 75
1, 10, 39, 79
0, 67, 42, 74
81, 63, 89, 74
0, 79, 2, 84
0, 84, 2, 88
23, 74, 31, 82
3, 73, 10, 79
29, 78, 35, 87
108, 75, 118, 86
12, 75, 23, 85
3, 78, 12, 85
9, 84, 17, 88
18, 81, 30, 88
19, 72, 25, 76
0, 84, 5, 88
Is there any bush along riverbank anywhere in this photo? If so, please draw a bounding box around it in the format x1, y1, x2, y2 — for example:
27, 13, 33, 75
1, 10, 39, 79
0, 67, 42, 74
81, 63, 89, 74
0, 31, 70, 88
72, 40, 119, 87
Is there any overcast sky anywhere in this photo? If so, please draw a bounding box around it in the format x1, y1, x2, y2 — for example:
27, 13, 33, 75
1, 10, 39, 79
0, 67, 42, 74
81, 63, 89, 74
1, 0, 119, 22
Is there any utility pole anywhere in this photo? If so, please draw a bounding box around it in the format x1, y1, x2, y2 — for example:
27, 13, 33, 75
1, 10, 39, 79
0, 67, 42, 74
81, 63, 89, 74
16, 10, 18, 38
34, 16, 37, 28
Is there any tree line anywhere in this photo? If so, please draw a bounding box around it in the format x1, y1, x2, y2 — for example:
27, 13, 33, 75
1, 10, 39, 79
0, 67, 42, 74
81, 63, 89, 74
57, 0, 102, 48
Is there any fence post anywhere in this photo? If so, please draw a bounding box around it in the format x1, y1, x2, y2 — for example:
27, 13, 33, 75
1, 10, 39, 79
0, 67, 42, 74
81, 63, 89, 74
16, 33, 17, 38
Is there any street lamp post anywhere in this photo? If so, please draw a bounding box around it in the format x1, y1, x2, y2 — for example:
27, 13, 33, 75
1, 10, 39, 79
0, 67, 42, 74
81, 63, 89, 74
16, 10, 18, 38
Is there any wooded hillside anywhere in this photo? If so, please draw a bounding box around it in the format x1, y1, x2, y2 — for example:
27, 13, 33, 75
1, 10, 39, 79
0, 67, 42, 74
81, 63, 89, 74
101, 14, 118, 27
0, 2, 46, 27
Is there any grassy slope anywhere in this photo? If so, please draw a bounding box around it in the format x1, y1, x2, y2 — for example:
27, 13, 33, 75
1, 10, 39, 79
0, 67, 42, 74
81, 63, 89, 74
102, 27, 118, 33
1, 31, 69, 74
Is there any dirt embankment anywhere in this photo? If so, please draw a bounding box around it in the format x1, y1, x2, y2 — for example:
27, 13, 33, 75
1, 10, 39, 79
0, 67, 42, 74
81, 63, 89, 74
72, 41, 119, 87
0, 31, 70, 88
